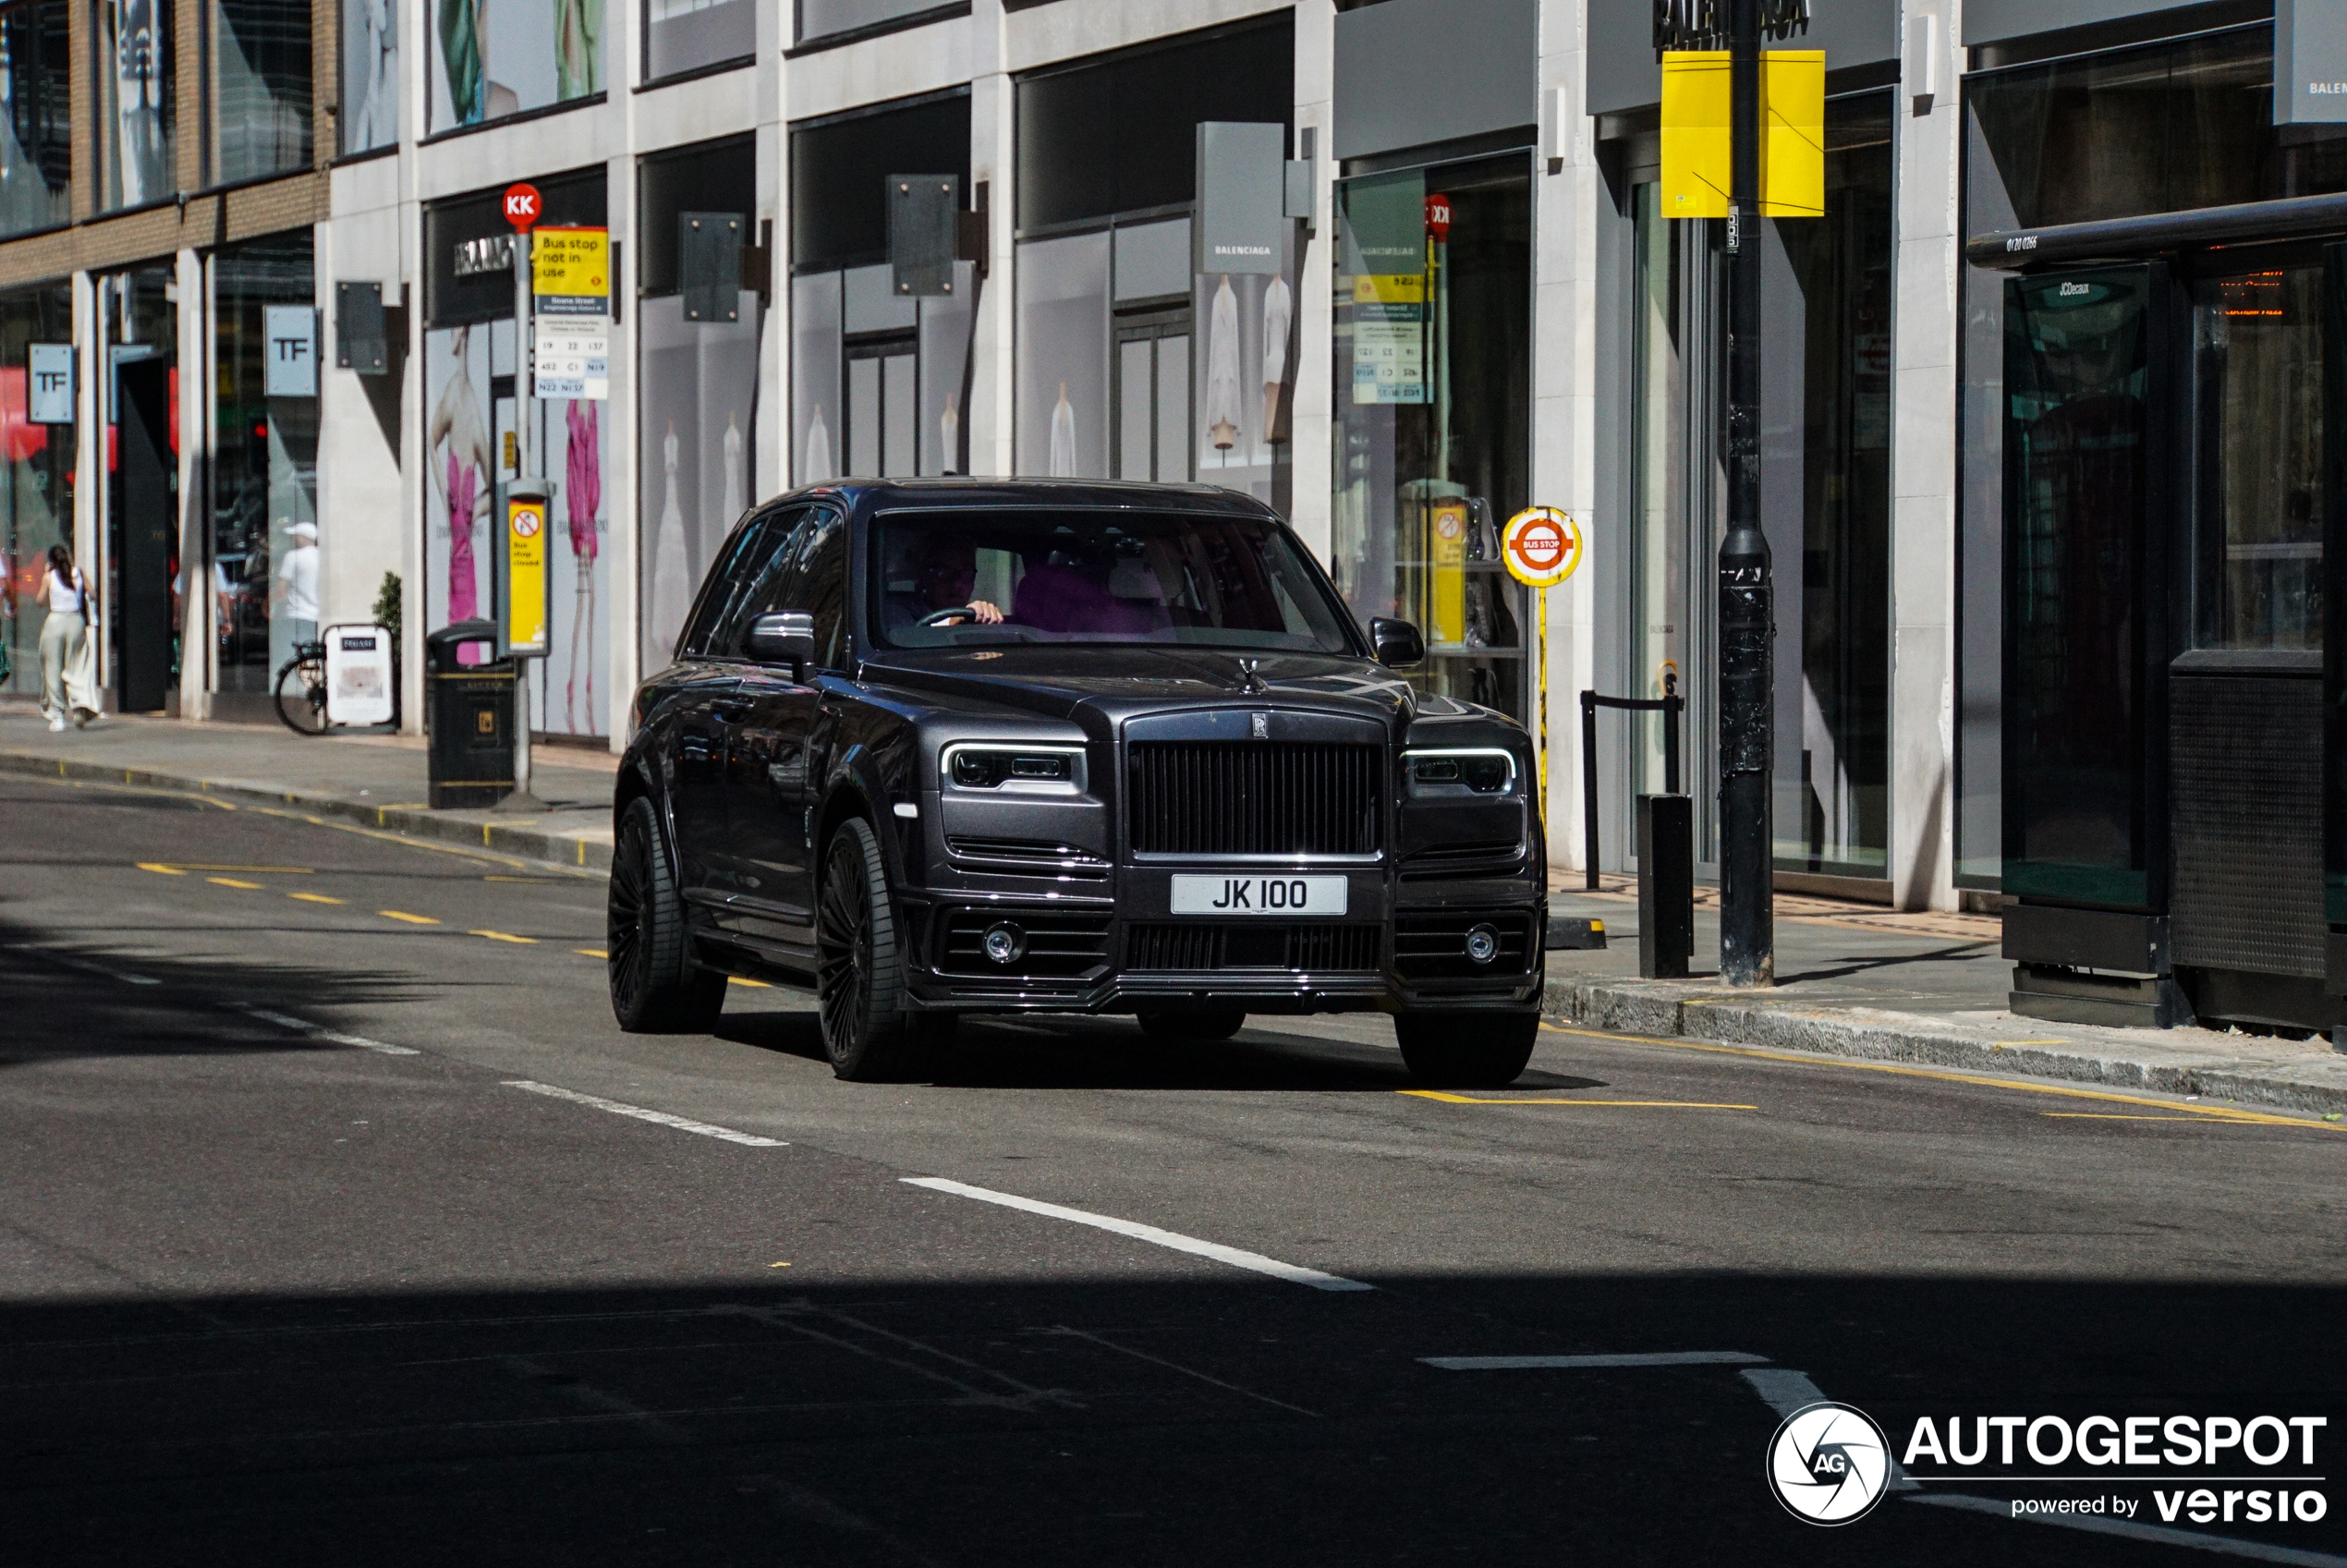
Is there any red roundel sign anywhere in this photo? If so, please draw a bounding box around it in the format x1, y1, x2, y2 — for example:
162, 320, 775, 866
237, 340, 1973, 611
503, 183, 542, 231
1501, 506, 1583, 589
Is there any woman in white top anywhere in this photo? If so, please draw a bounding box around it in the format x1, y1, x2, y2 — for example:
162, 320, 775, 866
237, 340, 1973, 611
34, 544, 97, 730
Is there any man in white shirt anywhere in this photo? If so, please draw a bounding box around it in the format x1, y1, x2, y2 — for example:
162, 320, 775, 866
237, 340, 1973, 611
272, 520, 321, 644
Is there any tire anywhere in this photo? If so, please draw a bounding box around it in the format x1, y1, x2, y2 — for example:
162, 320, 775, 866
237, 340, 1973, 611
1394, 1011, 1538, 1088
1137, 1009, 1246, 1042
274, 652, 329, 735
607, 796, 726, 1033
816, 817, 930, 1081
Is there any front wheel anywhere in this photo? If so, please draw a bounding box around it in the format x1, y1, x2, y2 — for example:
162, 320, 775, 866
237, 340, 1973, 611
816, 817, 930, 1081
274, 649, 329, 735
608, 796, 727, 1033
1394, 1011, 1538, 1088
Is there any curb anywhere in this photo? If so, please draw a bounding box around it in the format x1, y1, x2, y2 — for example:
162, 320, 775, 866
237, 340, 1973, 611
0, 749, 613, 874
1544, 979, 2347, 1120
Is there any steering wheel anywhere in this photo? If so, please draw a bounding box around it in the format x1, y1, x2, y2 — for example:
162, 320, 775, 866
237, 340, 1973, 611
917, 604, 985, 626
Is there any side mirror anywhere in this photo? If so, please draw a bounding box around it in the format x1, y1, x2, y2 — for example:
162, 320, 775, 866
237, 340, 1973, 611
1369, 616, 1425, 669
746, 611, 817, 676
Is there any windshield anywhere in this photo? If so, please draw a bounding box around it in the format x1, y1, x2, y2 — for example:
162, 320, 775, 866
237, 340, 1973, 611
869, 509, 1359, 653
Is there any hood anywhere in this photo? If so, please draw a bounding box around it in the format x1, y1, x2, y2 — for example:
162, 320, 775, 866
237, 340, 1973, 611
862, 644, 1467, 726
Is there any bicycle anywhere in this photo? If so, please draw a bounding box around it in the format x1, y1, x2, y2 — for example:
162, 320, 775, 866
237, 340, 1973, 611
274, 638, 330, 735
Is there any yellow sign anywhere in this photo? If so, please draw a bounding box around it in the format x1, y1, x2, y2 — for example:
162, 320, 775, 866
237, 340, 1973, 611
1501, 506, 1583, 590
1429, 500, 1468, 644
506, 494, 549, 653
530, 226, 610, 310
1660, 50, 1825, 220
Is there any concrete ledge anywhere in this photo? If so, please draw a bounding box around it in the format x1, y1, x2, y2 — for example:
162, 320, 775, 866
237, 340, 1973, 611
1544, 978, 2347, 1120
0, 749, 613, 874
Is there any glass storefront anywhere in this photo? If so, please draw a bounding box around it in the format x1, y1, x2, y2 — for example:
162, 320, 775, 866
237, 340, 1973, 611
0, 280, 73, 697
638, 135, 759, 674
339, 0, 397, 152
428, 0, 602, 131
1957, 22, 2347, 886
1332, 152, 1531, 723
211, 233, 316, 696
211, 0, 310, 184
96, 0, 176, 211
644, 0, 748, 80
0, 0, 69, 237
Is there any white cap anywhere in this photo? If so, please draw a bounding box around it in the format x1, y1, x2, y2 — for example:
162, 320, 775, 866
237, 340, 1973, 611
287, 521, 318, 541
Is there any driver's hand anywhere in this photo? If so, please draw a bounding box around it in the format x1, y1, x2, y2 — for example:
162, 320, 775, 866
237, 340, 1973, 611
967, 600, 1003, 625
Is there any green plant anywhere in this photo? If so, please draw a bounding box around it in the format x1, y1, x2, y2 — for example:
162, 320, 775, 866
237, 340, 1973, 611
372, 571, 403, 640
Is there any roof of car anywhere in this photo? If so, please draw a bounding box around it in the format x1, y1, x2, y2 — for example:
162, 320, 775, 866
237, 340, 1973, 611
770, 478, 1280, 519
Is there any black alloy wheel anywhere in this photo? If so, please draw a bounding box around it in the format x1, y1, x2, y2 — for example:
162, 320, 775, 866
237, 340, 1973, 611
815, 817, 931, 1081
1393, 1010, 1539, 1088
607, 796, 726, 1033
1136, 1009, 1246, 1042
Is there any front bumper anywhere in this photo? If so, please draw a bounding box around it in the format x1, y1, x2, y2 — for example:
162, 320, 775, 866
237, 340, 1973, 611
897, 864, 1545, 1015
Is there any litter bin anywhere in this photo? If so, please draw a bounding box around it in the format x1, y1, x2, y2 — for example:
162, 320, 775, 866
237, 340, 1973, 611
426, 619, 514, 808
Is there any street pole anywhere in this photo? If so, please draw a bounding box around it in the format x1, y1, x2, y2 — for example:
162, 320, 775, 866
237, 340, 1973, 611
504, 226, 542, 811
1718, 0, 1774, 986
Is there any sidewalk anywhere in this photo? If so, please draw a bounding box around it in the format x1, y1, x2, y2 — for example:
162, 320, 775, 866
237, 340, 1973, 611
1545, 877, 2347, 1119
5, 703, 2343, 1118
0, 705, 615, 872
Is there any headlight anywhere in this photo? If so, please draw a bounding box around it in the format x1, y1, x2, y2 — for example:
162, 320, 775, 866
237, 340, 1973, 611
1405, 748, 1519, 796
942, 743, 1086, 794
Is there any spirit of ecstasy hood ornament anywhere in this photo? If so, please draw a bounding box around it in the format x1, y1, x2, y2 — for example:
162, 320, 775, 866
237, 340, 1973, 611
1236, 658, 1272, 695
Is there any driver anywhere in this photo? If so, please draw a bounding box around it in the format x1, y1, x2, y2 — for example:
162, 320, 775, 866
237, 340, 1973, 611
886, 535, 1003, 631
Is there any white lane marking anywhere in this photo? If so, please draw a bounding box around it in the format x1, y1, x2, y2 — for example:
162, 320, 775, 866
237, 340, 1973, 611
1424, 1352, 1769, 1370
230, 1003, 420, 1056
1741, 1367, 1919, 1489
1908, 1492, 2347, 1567
899, 1176, 1372, 1292
34, 950, 161, 985
504, 1080, 787, 1147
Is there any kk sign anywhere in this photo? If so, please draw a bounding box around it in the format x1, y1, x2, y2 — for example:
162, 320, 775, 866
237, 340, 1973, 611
263, 306, 317, 397
27, 343, 72, 423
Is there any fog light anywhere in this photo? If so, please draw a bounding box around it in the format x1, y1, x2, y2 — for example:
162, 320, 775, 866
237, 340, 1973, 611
982, 921, 1027, 966
1465, 923, 1500, 965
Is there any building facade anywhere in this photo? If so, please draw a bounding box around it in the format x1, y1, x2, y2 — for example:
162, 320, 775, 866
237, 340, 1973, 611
1, 0, 2319, 929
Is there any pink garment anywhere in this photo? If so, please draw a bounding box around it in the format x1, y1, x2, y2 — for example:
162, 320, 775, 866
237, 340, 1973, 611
447, 456, 479, 619
565, 402, 600, 559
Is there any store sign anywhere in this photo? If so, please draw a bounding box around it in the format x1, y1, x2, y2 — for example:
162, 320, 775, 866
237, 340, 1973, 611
1196, 121, 1285, 275
453, 235, 514, 278
2277, 0, 2347, 124
325, 625, 395, 727
531, 226, 610, 400
263, 306, 317, 397
1345, 174, 1428, 405
27, 344, 72, 423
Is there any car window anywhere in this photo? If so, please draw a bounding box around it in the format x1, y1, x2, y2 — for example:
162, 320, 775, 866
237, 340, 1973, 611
684, 509, 802, 659
724, 507, 846, 669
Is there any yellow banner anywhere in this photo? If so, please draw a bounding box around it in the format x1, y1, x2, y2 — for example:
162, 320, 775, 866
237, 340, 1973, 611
1353, 273, 1426, 305
1660, 50, 1825, 220
530, 226, 610, 309
507, 495, 548, 653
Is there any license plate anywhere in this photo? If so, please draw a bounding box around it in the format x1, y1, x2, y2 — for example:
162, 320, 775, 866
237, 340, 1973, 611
1169, 874, 1349, 917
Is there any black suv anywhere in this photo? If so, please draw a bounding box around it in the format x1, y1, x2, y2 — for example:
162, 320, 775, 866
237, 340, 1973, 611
609, 480, 1547, 1085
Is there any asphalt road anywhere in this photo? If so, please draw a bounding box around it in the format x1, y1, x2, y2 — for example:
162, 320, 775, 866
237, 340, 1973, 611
3, 772, 2343, 1567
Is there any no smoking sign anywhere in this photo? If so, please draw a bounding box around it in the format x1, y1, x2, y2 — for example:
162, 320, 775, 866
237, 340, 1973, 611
1501, 506, 1584, 590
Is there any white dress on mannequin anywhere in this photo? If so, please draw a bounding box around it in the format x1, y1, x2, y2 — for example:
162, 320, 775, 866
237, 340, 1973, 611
723, 412, 745, 524
1259, 274, 1293, 438
1048, 382, 1076, 477
1203, 275, 1243, 453
648, 422, 693, 658
804, 404, 833, 484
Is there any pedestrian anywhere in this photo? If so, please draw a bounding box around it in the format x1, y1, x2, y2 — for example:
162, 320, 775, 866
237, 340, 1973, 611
271, 519, 321, 645
34, 543, 97, 731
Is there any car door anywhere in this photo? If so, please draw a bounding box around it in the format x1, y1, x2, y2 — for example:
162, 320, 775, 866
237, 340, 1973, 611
724, 506, 850, 961
663, 512, 795, 914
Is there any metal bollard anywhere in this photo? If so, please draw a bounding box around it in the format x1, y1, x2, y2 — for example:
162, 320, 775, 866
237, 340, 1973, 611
1636, 794, 1694, 980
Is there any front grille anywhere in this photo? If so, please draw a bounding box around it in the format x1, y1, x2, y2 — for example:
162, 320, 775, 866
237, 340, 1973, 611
940, 909, 1113, 978
945, 836, 1111, 880
1125, 922, 1381, 972
1399, 839, 1525, 880
1394, 911, 1535, 981
1126, 742, 1383, 857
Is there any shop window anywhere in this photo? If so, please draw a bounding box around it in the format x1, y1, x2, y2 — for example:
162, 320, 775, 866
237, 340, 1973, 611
644, 0, 748, 82
210, 234, 316, 696
796, 0, 940, 49
1014, 230, 1108, 478
340, 0, 397, 153
95, 0, 176, 211
0, 281, 75, 699
639, 135, 760, 672
0, 0, 69, 235
1332, 153, 1531, 723
429, 0, 602, 133
210, 0, 310, 185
